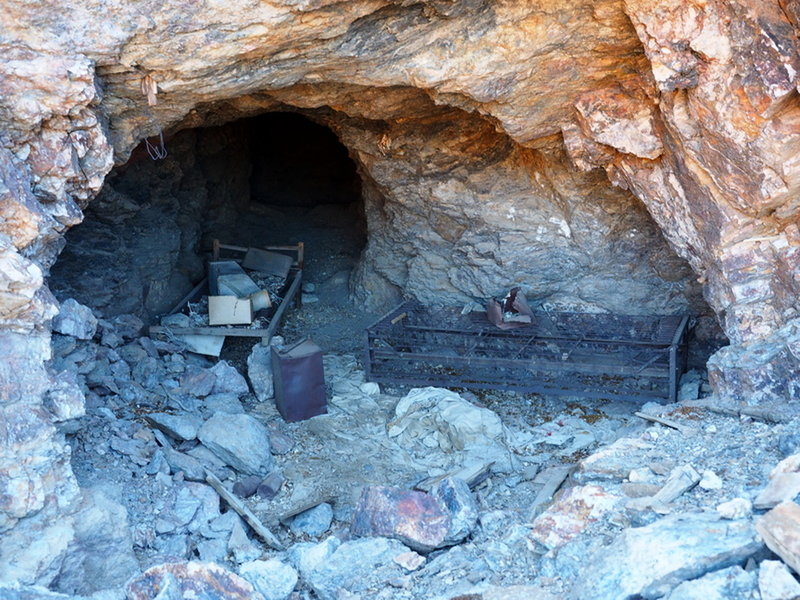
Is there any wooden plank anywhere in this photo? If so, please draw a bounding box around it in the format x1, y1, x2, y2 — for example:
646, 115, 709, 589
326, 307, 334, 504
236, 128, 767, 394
167, 277, 208, 316
205, 470, 285, 550
634, 411, 695, 435
414, 461, 494, 493
150, 325, 271, 338
527, 465, 575, 521
262, 268, 302, 341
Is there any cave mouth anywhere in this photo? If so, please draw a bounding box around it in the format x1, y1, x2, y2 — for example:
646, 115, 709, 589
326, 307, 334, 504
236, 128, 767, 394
49, 111, 368, 324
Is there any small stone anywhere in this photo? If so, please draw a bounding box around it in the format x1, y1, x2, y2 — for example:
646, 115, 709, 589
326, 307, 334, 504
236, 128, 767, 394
779, 433, 800, 458
530, 485, 620, 550
247, 343, 274, 402
268, 430, 294, 455
239, 559, 299, 600
228, 519, 261, 564
180, 367, 216, 397
203, 393, 245, 415
705, 424, 718, 434
392, 551, 426, 571
198, 412, 273, 475
360, 382, 380, 396
196, 539, 227, 562
52, 298, 98, 340
758, 560, 800, 600
716, 498, 752, 520
302, 282, 316, 293
699, 470, 723, 491
302, 294, 320, 304
290, 503, 333, 538
146, 413, 203, 441
257, 472, 284, 500
210, 361, 250, 396
628, 468, 654, 483
433, 477, 478, 546
233, 475, 263, 499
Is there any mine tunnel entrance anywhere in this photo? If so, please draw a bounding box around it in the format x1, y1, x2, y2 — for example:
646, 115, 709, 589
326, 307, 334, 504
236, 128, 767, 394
49, 112, 368, 344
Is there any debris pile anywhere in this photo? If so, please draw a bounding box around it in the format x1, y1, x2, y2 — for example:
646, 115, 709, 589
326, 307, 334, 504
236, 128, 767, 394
23, 297, 800, 599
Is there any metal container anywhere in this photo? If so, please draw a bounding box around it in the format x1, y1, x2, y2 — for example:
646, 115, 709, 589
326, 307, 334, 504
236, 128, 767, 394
271, 339, 327, 422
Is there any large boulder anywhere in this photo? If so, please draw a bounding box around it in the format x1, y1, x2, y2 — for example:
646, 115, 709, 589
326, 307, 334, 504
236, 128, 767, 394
570, 512, 764, 599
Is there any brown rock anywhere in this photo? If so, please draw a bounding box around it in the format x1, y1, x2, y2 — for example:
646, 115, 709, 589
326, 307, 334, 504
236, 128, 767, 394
756, 501, 800, 574
126, 561, 264, 600
349, 486, 449, 553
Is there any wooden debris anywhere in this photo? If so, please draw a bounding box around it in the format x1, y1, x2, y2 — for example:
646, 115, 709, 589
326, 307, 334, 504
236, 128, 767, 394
414, 461, 494, 493
242, 248, 293, 278
205, 470, 284, 550
527, 465, 575, 520
756, 501, 800, 574
684, 399, 800, 424
634, 411, 695, 435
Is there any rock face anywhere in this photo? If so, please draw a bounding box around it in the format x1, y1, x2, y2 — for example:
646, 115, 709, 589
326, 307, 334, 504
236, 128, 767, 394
2, 0, 800, 590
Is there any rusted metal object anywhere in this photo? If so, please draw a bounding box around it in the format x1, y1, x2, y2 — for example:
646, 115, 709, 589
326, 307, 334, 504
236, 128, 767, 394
365, 301, 690, 403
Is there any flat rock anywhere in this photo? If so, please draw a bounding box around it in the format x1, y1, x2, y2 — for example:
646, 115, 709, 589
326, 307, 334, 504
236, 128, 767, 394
210, 361, 249, 396
571, 512, 764, 600
301, 537, 408, 600
180, 367, 216, 397
198, 412, 273, 475
349, 486, 449, 553
530, 484, 620, 550
756, 501, 800, 574
126, 561, 264, 600
52, 298, 97, 340
290, 503, 333, 538
146, 412, 203, 441
239, 559, 298, 600
247, 343, 274, 402
755, 473, 800, 509
664, 565, 757, 600
203, 393, 245, 415
433, 477, 478, 546
575, 437, 653, 483
759, 560, 800, 600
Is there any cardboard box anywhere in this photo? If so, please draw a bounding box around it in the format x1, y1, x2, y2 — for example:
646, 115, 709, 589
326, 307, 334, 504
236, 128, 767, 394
208, 296, 253, 326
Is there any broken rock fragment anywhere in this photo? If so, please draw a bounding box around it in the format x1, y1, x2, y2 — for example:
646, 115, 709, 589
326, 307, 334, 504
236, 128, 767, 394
298, 537, 410, 600
198, 412, 273, 475
571, 511, 764, 599
350, 478, 478, 552
758, 560, 800, 600
239, 559, 298, 600
756, 501, 800, 574
146, 412, 203, 441
530, 484, 620, 550
210, 360, 250, 396
350, 486, 449, 553
52, 298, 97, 340
126, 561, 264, 600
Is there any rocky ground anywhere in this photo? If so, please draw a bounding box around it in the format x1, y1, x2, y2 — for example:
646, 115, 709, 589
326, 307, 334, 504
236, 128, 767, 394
8, 286, 800, 600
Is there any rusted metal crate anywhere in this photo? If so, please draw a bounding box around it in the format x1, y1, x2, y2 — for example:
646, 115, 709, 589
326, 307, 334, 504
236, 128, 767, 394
365, 302, 690, 403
